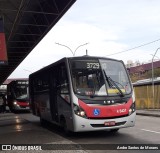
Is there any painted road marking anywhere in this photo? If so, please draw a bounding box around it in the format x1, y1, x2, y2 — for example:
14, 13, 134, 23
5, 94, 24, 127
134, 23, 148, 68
141, 129, 160, 134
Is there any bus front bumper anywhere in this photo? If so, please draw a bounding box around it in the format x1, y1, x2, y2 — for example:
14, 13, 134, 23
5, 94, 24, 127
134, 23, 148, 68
73, 112, 136, 132
13, 104, 30, 111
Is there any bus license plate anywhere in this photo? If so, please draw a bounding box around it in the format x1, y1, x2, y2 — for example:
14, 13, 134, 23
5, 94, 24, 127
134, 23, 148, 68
104, 121, 115, 126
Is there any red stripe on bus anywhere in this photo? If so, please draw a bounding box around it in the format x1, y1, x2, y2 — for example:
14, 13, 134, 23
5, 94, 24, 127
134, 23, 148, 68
78, 98, 133, 118
17, 101, 29, 106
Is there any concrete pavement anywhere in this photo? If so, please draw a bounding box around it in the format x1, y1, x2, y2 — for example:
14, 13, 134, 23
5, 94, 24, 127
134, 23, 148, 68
0, 113, 88, 152
0, 110, 159, 152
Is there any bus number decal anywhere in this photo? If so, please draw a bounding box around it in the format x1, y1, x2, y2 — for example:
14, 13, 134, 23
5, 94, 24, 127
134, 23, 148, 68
117, 109, 126, 113
87, 63, 100, 69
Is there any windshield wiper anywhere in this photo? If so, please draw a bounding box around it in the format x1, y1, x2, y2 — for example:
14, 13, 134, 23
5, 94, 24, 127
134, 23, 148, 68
103, 70, 124, 97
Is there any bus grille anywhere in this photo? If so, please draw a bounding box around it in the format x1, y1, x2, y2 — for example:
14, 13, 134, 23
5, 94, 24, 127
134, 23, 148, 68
90, 121, 126, 128
88, 115, 128, 119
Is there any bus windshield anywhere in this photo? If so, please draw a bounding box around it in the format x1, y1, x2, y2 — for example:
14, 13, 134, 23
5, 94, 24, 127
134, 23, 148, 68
12, 85, 28, 100
70, 58, 131, 97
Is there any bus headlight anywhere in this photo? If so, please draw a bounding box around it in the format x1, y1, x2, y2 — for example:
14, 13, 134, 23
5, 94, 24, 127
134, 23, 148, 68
13, 101, 17, 105
79, 111, 85, 116
13, 101, 19, 106
74, 105, 87, 118
129, 102, 136, 115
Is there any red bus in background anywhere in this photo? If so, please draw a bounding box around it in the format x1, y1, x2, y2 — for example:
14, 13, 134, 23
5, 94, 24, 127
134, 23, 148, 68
7, 80, 30, 113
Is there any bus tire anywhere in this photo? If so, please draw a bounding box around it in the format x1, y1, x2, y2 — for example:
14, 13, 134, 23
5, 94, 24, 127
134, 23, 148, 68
109, 128, 119, 133
60, 117, 71, 136
40, 115, 46, 126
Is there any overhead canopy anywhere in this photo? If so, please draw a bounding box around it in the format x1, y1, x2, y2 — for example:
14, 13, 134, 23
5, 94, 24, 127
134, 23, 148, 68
0, 0, 76, 84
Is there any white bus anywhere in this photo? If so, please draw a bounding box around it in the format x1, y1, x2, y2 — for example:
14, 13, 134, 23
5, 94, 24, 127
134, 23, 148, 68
29, 56, 136, 133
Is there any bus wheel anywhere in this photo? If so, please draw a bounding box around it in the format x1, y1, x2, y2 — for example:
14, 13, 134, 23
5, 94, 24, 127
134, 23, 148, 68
109, 129, 119, 133
40, 115, 46, 126
61, 118, 71, 136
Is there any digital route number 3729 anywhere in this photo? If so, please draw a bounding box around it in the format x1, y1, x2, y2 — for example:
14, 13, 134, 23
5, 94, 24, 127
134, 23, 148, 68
86, 63, 100, 69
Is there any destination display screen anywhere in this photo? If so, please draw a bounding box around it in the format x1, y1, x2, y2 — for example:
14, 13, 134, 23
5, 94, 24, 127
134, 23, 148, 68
71, 60, 100, 69
16, 81, 28, 85
15, 81, 28, 89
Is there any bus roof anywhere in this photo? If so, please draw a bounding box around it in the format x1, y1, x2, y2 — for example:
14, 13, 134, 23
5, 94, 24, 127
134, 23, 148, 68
7, 80, 29, 85
29, 55, 123, 77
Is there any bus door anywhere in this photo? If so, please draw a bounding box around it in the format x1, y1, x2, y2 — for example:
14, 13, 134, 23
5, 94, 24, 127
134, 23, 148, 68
50, 63, 71, 124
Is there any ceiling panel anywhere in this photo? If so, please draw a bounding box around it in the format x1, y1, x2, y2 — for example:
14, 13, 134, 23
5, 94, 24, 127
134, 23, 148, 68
0, 0, 76, 84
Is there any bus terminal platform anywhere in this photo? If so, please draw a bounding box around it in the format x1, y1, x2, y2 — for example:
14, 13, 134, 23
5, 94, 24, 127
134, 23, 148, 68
0, 109, 159, 152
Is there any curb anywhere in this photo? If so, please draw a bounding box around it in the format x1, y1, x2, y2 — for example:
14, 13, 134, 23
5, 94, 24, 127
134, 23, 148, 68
136, 112, 160, 117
